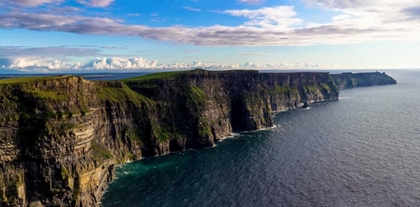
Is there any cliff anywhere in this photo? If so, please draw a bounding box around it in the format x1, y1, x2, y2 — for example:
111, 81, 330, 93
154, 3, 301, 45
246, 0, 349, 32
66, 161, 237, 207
0, 69, 341, 206
331, 71, 397, 89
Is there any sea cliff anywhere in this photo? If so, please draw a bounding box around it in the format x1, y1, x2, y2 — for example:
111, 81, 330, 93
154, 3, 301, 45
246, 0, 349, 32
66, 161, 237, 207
331, 71, 397, 89
0, 70, 394, 206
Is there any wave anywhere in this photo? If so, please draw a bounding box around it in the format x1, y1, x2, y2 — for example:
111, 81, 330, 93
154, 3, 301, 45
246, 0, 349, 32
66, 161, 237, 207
218, 133, 241, 142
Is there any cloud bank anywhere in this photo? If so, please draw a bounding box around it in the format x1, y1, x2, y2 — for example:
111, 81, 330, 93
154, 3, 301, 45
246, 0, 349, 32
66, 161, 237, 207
0, 55, 376, 72
0, 47, 349, 72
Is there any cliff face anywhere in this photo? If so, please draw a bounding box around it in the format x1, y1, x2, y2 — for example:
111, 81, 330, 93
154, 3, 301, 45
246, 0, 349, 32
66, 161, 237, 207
0, 77, 150, 207
331, 72, 397, 89
0, 70, 340, 206
126, 70, 339, 152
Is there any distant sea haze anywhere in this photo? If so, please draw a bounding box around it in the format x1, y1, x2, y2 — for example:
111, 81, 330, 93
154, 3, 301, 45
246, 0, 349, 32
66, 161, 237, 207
101, 70, 420, 207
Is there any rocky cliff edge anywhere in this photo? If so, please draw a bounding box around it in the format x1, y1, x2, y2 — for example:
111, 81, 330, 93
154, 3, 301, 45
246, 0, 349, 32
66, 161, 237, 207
331, 71, 397, 89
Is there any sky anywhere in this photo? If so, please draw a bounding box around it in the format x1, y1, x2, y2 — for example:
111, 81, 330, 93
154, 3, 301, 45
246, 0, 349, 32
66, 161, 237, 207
0, 0, 420, 72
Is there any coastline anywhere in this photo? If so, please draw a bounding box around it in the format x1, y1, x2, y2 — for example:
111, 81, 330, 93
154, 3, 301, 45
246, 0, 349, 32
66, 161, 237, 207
0, 70, 396, 206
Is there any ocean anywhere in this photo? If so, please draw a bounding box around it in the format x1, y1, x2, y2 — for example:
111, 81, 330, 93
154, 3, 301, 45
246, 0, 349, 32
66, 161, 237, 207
99, 70, 420, 207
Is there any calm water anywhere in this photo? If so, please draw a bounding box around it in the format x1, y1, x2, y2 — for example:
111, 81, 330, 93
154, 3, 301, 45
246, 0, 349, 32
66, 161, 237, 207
101, 70, 420, 207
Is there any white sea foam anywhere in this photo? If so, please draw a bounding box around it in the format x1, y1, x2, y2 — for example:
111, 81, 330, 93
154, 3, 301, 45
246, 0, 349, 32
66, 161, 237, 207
256, 127, 272, 131
219, 133, 240, 142
273, 124, 281, 128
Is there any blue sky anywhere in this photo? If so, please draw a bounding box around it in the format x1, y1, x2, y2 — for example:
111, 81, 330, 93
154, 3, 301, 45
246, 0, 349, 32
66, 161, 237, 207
0, 0, 420, 72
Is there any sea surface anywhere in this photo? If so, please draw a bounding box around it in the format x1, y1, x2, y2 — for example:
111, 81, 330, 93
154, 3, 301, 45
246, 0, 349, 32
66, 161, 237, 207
100, 70, 420, 207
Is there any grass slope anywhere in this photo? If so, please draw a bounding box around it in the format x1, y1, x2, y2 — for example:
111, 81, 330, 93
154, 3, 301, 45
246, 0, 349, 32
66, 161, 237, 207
0, 76, 67, 84
122, 71, 188, 82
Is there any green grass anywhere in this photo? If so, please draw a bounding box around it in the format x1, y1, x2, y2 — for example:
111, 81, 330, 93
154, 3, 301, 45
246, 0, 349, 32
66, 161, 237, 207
96, 84, 155, 105
92, 142, 113, 159
61, 166, 70, 179
124, 128, 142, 143
153, 126, 171, 142
269, 85, 299, 95
320, 83, 331, 91
152, 125, 183, 142
186, 86, 206, 104
122, 71, 188, 82
23, 89, 70, 101
156, 130, 171, 142
197, 117, 211, 137
128, 131, 140, 141
0, 76, 66, 85
305, 85, 318, 93
273, 86, 288, 93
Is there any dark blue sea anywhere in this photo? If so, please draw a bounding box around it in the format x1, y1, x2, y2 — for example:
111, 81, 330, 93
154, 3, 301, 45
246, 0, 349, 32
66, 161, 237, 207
99, 70, 420, 207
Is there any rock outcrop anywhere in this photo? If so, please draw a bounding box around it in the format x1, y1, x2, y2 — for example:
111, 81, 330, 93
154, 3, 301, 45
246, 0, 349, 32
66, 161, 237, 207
331, 71, 397, 89
0, 69, 393, 206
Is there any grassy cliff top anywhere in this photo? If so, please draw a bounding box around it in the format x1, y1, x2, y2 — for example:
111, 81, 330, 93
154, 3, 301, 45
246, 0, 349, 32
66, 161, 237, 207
0, 75, 74, 85
122, 71, 188, 82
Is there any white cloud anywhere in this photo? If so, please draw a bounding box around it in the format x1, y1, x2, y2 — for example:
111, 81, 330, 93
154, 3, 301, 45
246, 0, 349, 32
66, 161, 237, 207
1, 0, 62, 7
238, 52, 279, 56
222, 6, 301, 28
127, 13, 141, 17
184, 6, 201, 12
1, 57, 77, 71
0, 46, 102, 57
332, 14, 352, 21
76, 0, 114, 8
238, 0, 265, 5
